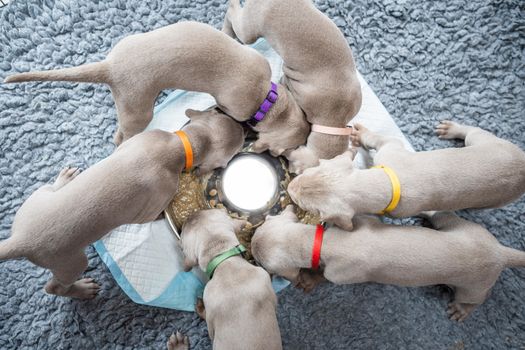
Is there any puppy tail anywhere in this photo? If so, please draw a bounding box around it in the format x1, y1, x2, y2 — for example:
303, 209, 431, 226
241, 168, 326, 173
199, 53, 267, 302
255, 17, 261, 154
502, 246, 525, 268
0, 238, 22, 261
4, 61, 110, 84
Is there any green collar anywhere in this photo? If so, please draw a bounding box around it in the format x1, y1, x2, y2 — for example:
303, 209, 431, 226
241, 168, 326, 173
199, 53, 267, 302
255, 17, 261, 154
206, 244, 247, 279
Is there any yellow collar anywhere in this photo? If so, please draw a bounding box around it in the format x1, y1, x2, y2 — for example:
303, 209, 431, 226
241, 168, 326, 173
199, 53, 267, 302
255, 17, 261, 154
371, 165, 401, 215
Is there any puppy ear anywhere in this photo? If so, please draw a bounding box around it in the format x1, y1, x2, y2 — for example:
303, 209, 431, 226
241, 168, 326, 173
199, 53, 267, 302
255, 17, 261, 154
185, 108, 205, 119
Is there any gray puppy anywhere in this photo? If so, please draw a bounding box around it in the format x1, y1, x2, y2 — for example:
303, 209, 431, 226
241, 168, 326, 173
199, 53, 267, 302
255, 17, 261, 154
252, 206, 525, 321
0, 110, 244, 299
4, 21, 308, 154
223, 0, 362, 173
288, 121, 525, 230
177, 209, 282, 350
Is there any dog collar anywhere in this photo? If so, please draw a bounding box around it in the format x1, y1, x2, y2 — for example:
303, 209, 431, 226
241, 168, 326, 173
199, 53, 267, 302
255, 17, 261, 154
372, 165, 401, 215
248, 82, 278, 127
174, 130, 193, 170
206, 244, 246, 279
311, 124, 353, 136
311, 224, 325, 270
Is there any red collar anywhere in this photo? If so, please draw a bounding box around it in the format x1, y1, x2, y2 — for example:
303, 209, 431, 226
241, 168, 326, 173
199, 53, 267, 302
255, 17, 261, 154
311, 224, 325, 269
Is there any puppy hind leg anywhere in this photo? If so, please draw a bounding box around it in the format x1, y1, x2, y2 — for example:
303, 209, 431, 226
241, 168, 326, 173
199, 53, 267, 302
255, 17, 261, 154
44, 252, 100, 299
222, 1, 239, 39
223, 0, 260, 44
436, 121, 496, 147
436, 120, 475, 140
446, 285, 489, 322
111, 88, 156, 144
463, 128, 503, 147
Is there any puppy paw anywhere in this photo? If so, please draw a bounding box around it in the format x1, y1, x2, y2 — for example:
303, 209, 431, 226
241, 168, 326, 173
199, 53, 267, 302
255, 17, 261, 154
349, 123, 369, 147
285, 147, 319, 174
53, 167, 81, 190
447, 301, 477, 322
167, 331, 190, 350
67, 278, 100, 299
195, 298, 206, 320
195, 164, 216, 176
435, 120, 466, 140
252, 140, 270, 154
296, 269, 326, 293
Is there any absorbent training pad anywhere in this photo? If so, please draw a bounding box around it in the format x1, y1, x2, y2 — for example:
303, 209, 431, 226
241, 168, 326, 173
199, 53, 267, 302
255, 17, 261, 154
93, 39, 414, 312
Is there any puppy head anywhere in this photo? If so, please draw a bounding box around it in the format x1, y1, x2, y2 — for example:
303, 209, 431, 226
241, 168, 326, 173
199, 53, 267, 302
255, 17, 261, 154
253, 86, 310, 156
287, 151, 356, 230
180, 208, 245, 272
251, 206, 302, 283
185, 107, 245, 172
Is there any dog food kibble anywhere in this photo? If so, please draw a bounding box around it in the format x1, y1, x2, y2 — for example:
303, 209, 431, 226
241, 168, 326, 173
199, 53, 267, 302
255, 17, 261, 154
167, 171, 209, 230
209, 189, 218, 196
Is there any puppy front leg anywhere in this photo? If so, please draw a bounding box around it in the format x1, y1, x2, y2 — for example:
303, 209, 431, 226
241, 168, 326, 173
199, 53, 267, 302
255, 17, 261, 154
350, 123, 405, 152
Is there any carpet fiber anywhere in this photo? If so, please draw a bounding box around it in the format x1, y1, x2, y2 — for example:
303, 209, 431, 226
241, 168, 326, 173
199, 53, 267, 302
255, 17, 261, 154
0, 0, 524, 349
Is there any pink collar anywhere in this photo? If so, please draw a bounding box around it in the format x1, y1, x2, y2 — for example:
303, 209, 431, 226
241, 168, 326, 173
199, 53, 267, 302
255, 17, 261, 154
311, 124, 353, 136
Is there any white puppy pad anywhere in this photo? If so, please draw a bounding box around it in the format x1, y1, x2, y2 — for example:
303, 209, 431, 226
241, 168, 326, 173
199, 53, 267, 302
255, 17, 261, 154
94, 39, 413, 311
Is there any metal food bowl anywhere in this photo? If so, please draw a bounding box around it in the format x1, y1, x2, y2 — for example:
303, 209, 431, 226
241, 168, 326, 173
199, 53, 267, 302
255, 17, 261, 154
164, 131, 320, 259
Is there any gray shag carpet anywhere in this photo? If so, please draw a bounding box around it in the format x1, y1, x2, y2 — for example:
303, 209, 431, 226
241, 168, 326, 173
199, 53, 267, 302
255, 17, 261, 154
1, 0, 524, 349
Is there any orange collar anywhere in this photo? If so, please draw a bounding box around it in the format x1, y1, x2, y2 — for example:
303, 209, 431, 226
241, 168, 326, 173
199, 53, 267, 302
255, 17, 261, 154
174, 130, 193, 170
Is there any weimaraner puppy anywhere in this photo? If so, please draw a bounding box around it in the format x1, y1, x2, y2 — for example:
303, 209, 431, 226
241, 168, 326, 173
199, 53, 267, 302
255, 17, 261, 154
223, 0, 362, 173
252, 206, 525, 322
288, 121, 525, 230
175, 209, 282, 350
0, 109, 244, 299
4, 21, 309, 154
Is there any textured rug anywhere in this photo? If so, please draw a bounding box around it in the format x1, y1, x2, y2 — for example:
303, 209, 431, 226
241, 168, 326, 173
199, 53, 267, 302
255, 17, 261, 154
0, 0, 524, 349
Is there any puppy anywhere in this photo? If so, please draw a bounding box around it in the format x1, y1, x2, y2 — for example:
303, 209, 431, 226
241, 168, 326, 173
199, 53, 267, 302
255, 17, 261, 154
4, 21, 309, 153
223, 0, 362, 173
0, 110, 244, 299
252, 206, 525, 321
179, 209, 282, 350
288, 121, 525, 230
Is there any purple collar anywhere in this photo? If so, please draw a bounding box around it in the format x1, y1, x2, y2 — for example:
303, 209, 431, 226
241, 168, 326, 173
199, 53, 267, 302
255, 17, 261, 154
249, 82, 278, 127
